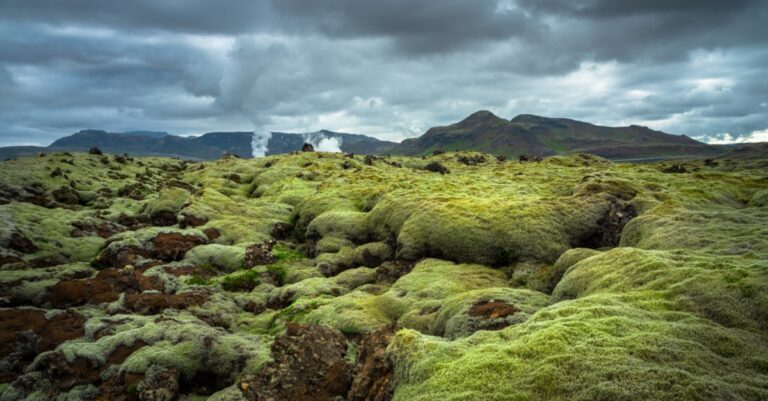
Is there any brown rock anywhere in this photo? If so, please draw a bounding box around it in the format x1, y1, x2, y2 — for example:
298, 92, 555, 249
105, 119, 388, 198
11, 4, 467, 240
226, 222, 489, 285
423, 162, 449, 174
124, 292, 208, 315
469, 300, 520, 319
269, 222, 293, 240
240, 323, 352, 401
7, 231, 38, 254
150, 210, 178, 226
150, 232, 207, 262
52, 185, 80, 205
348, 324, 397, 401
179, 213, 208, 228
203, 228, 221, 241
244, 240, 276, 267
0, 309, 86, 381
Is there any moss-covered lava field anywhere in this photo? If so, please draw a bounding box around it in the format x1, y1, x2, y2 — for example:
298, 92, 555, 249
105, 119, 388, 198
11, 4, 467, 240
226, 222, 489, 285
1, 150, 767, 401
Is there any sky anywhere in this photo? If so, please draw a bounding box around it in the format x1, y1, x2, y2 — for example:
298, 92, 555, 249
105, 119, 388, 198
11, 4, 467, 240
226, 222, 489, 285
0, 0, 766, 146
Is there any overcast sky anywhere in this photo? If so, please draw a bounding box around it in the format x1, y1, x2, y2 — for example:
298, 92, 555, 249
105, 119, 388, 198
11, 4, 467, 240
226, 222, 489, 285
0, 0, 767, 146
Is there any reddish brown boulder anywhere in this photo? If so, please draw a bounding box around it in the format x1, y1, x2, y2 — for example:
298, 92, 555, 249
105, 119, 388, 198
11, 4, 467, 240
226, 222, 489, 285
151, 232, 207, 261
240, 323, 352, 401
348, 324, 397, 401
124, 292, 209, 315
180, 213, 208, 228
469, 301, 520, 319
244, 240, 276, 267
203, 228, 221, 241
45, 266, 162, 308
0, 309, 86, 381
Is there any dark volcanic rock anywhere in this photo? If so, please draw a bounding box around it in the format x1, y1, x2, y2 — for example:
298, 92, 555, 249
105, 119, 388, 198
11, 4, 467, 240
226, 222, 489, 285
423, 162, 449, 174
245, 239, 276, 267
0, 309, 86, 381
124, 292, 209, 315
662, 164, 688, 173
577, 201, 638, 248
457, 154, 487, 166
150, 232, 207, 261
348, 324, 397, 401
7, 231, 38, 253
269, 222, 294, 240
89, 147, 103, 155
301, 143, 315, 152
240, 323, 352, 401
51, 185, 80, 205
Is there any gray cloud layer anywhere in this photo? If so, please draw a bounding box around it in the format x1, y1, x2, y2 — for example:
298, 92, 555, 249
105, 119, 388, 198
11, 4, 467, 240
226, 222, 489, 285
0, 0, 766, 145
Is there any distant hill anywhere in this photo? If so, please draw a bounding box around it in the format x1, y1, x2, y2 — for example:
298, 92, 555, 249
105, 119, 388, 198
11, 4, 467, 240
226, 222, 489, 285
391, 111, 725, 161
0, 129, 397, 160
2, 113, 762, 161
720, 142, 768, 159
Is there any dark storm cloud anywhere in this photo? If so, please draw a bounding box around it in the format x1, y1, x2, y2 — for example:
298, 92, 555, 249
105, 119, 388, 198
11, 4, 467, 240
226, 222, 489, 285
0, 0, 272, 34
0, 0, 766, 146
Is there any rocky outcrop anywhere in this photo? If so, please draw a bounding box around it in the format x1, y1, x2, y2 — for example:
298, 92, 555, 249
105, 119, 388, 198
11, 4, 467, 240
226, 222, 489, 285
240, 323, 352, 401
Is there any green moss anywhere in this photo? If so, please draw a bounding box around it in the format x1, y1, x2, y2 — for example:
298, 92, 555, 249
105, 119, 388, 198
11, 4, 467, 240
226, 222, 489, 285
316, 241, 392, 276
389, 294, 768, 401
434, 287, 551, 339
145, 187, 190, 217
1, 202, 105, 265
271, 244, 304, 262
221, 270, 261, 292
182, 244, 246, 272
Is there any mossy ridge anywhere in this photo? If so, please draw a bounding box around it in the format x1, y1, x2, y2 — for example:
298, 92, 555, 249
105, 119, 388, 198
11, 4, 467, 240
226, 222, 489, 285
1, 202, 105, 265
389, 294, 768, 401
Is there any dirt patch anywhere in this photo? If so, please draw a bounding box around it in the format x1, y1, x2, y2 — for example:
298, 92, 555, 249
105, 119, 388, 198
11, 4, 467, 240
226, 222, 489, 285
203, 228, 221, 241
124, 292, 209, 315
45, 266, 162, 308
240, 323, 352, 401
151, 232, 207, 261
469, 301, 521, 319
0, 309, 86, 381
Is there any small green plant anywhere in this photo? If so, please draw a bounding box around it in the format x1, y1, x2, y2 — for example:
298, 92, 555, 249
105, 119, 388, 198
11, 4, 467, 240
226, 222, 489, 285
221, 270, 261, 292
272, 244, 304, 262
266, 263, 288, 285
188, 275, 213, 286
340, 323, 362, 336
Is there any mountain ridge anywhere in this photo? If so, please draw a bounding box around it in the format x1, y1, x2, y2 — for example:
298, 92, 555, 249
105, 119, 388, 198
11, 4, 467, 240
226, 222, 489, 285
0, 111, 762, 161
390, 111, 721, 160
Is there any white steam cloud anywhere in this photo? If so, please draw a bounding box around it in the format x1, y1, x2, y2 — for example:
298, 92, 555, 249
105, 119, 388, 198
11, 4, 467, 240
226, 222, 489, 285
694, 129, 768, 145
251, 131, 272, 157
303, 131, 343, 152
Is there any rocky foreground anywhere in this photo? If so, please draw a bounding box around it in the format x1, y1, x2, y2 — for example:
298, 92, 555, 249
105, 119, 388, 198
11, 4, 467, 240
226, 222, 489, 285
0, 149, 767, 401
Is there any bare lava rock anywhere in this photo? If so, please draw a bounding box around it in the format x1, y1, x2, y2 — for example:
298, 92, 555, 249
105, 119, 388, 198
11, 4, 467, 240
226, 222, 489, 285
240, 323, 353, 401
